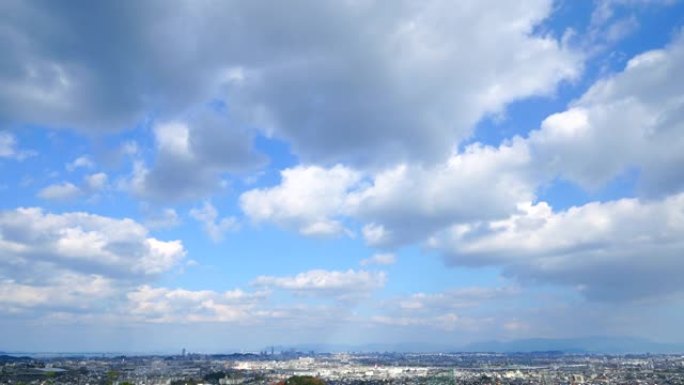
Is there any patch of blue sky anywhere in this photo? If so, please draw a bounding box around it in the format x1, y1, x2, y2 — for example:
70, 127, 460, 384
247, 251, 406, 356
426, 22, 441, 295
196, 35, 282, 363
537, 167, 640, 211
254, 134, 299, 172
471, 1, 684, 151
1, 127, 86, 208
160, 225, 364, 289
614, 2, 684, 56
378, 246, 507, 296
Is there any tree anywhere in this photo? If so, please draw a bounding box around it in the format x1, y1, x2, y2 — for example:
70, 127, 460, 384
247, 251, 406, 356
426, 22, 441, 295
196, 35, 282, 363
285, 375, 326, 385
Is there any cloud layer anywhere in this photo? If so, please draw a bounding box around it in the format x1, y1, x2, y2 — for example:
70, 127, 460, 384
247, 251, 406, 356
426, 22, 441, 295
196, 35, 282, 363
1, 1, 683, 349
0, 208, 187, 317
529, 33, 684, 196
431, 194, 684, 301
253, 269, 386, 300
1, 0, 578, 168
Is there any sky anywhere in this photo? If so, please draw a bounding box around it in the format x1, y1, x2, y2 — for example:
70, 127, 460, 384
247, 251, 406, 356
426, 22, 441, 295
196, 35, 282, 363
1, 0, 684, 353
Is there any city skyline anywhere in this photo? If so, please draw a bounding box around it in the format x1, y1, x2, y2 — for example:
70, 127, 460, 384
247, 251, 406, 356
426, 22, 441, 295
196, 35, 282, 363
1, 0, 684, 352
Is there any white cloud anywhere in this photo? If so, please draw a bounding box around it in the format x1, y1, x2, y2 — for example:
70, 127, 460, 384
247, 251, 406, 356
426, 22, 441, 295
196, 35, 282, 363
241, 139, 535, 246
349, 139, 535, 246
370, 313, 483, 332
529, 32, 684, 196
84, 172, 108, 191
232, 32, 684, 309
225, 0, 580, 167
361, 223, 391, 247
240, 165, 361, 236
375, 31, 684, 303
37, 173, 108, 202
38, 174, 109, 201
0, 274, 115, 313
0, 132, 18, 158
0, 1, 580, 168
430, 193, 684, 301
66, 155, 95, 172
126, 285, 267, 323
253, 269, 386, 299
189, 201, 239, 242
360, 253, 396, 266
123, 286, 361, 329
0, 131, 33, 160
0, 207, 186, 279
37, 182, 81, 200
2, 0, 683, 344
128, 110, 265, 201
0, 208, 187, 319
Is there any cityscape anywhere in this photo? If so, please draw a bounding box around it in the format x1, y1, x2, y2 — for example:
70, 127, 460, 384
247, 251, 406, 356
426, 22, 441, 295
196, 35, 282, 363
3, 350, 684, 385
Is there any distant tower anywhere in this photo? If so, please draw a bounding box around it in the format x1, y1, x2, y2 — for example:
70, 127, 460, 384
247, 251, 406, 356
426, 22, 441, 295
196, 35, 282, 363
271, 346, 275, 355
182, 348, 186, 357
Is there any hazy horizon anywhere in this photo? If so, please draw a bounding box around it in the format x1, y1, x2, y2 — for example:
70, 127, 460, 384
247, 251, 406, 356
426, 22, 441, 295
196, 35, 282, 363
4, 337, 684, 356
1, 0, 684, 352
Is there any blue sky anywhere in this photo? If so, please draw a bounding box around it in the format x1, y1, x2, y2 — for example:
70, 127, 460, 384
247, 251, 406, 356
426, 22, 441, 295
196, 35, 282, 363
1, 0, 684, 352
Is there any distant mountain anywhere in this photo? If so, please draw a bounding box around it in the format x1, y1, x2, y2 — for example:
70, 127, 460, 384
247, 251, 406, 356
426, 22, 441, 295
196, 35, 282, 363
0, 354, 32, 362
279, 342, 452, 353
461, 336, 684, 354
281, 337, 684, 354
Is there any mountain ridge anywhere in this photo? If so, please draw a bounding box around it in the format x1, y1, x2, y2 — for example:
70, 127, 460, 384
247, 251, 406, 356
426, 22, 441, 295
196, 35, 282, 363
286, 336, 684, 354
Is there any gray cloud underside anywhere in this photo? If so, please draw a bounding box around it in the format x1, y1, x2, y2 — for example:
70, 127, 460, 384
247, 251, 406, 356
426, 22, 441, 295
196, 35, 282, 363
240, 31, 684, 302
128, 109, 266, 201
1, 0, 578, 169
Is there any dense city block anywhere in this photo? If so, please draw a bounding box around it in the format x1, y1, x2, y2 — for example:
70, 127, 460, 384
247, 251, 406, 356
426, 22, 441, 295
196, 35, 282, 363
2, 351, 684, 385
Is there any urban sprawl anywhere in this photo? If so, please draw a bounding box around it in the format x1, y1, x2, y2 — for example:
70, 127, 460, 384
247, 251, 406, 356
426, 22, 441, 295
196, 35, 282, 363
2, 351, 684, 385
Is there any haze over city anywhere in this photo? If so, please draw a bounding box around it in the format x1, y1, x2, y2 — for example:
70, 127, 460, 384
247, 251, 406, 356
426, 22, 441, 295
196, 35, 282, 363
1, 0, 684, 354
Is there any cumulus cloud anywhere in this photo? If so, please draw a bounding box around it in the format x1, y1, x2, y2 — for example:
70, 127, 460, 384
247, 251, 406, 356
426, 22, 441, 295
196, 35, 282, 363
0, 207, 186, 280
0, 131, 33, 160
37, 182, 81, 200
0, 0, 579, 167
241, 139, 535, 245
128, 109, 265, 201
0, 132, 18, 158
0, 1, 205, 132
240, 165, 361, 236
348, 31, 684, 303
189, 201, 239, 242
123, 286, 362, 331
361, 224, 391, 247
0, 207, 186, 319
529, 32, 684, 196
234, 31, 684, 308
83, 172, 108, 192
430, 193, 684, 302
0, 274, 115, 314
349, 139, 535, 246
253, 269, 386, 300
37, 173, 108, 202
225, 1, 579, 166
66, 155, 95, 172
2, 0, 683, 344
126, 285, 267, 323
